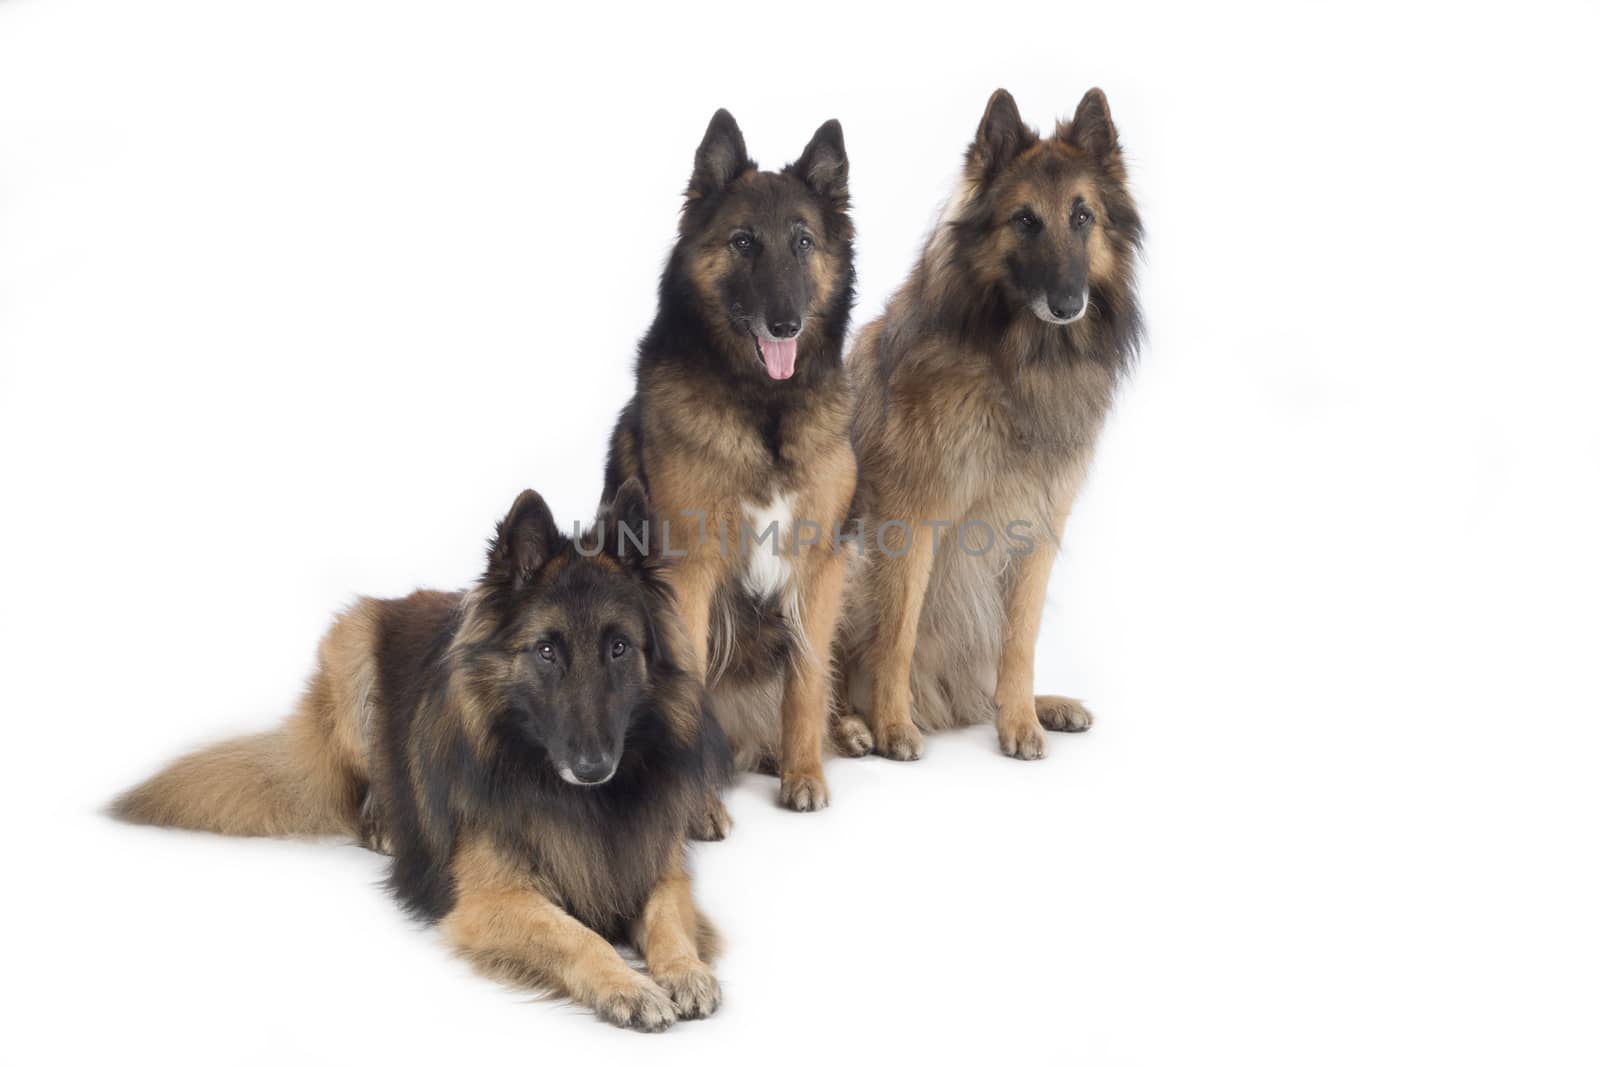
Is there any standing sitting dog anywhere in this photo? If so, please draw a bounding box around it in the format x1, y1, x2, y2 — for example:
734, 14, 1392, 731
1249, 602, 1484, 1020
113, 482, 730, 1032
835, 88, 1144, 762
605, 109, 857, 827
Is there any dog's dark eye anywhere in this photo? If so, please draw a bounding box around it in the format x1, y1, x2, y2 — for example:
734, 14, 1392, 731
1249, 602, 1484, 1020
1072, 207, 1094, 229
536, 642, 556, 663
796, 233, 814, 252
1013, 210, 1040, 232
610, 638, 630, 659
730, 233, 754, 253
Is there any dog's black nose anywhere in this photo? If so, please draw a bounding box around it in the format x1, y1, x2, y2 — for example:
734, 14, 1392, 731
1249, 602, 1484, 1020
768, 320, 802, 339
570, 755, 614, 784
1048, 293, 1084, 321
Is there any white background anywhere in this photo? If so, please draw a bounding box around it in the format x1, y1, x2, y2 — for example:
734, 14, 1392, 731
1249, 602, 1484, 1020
3, 1, 1597, 1063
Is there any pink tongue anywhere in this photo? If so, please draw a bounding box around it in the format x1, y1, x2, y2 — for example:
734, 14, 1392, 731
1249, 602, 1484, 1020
758, 337, 798, 380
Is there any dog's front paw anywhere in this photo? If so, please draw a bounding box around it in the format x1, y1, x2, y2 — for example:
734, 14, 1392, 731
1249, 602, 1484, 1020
688, 792, 733, 842
779, 770, 830, 811
1036, 695, 1093, 733
997, 715, 1047, 760
595, 979, 678, 1032
653, 962, 721, 1020
831, 713, 874, 757
875, 720, 925, 761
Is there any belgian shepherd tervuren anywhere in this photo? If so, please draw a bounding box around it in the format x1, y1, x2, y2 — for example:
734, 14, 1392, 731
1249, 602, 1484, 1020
605, 110, 856, 827
113, 483, 731, 1031
835, 88, 1143, 762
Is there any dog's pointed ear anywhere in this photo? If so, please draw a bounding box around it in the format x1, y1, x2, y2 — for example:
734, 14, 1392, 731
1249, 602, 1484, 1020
793, 119, 849, 204
486, 489, 562, 590
972, 89, 1028, 174
689, 109, 751, 199
1061, 88, 1120, 161
597, 478, 656, 566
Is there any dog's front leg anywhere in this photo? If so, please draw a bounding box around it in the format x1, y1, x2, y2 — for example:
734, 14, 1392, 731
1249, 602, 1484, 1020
631, 851, 721, 1020
992, 484, 1091, 758
667, 551, 722, 681
664, 535, 737, 839
440, 838, 677, 1031
861, 517, 940, 760
778, 544, 847, 809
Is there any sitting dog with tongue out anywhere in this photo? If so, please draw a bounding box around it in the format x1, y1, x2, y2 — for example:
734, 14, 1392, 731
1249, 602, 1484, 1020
602, 108, 857, 832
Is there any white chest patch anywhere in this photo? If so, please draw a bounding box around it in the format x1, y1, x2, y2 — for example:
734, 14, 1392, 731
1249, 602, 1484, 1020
741, 492, 796, 601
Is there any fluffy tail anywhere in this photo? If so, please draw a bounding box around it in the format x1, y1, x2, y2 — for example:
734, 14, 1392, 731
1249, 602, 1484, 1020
112, 719, 359, 839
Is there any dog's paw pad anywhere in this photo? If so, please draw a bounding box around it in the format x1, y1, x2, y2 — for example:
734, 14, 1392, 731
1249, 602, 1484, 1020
998, 718, 1048, 760
596, 981, 677, 1032
875, 721, 925, 762
655, 965, 721, 1020
1036, 695, 1093, 733
688, 794, 733, 842
779, 772, 830, 812
832, 714, 874, 757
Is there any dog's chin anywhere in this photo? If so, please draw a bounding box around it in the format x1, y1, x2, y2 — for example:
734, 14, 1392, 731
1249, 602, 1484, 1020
1029, 295, 1088, 326
556, 764, 616, 787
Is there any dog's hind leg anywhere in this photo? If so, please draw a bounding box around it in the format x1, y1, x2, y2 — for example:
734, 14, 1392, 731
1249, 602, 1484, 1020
687, 793, 733, 842
1035, 695, 1094, 733
831, 713, 873, 757
356, 786, 392, 854
827, 657, 873, 757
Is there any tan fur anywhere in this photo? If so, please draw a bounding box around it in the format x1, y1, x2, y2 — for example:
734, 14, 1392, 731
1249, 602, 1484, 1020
114, 573, 725, 1029
777, 520, 847, 807
441, 837, 720, 1029
646, 389, 857, 785
841, 337, 1116, 758
836, 89, 1138, 761
112, 601, 380, 835
622, 299, 858, 801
